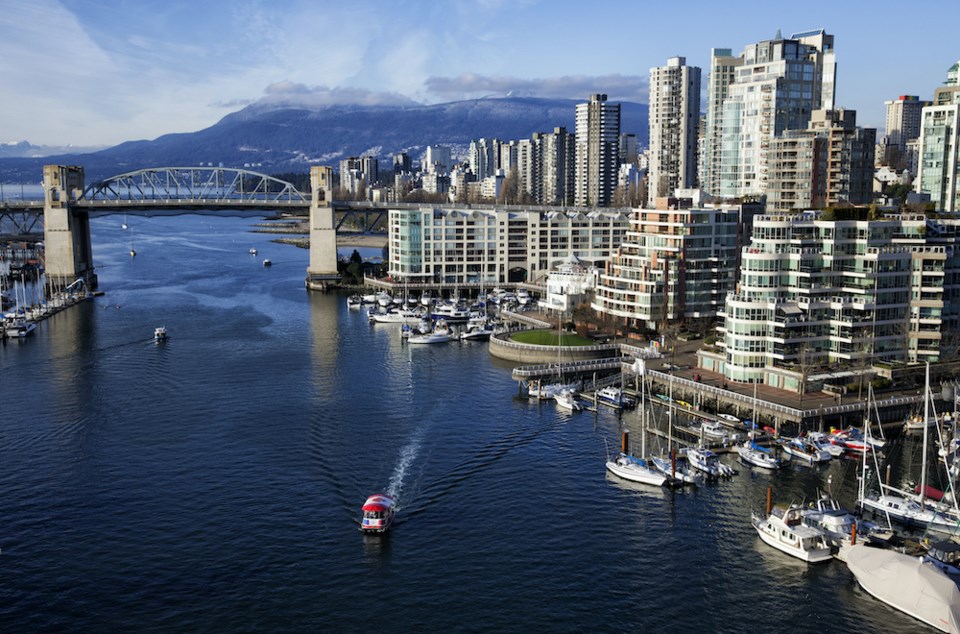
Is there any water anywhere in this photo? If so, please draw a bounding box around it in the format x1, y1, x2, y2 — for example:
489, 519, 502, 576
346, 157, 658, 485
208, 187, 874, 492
0, 215, 941, 632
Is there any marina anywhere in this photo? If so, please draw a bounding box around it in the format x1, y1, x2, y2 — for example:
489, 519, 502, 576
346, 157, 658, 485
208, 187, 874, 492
1, 214, 959, 632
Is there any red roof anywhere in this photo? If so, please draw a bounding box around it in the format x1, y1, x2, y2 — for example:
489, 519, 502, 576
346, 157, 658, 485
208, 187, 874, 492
362, 494, 395, 512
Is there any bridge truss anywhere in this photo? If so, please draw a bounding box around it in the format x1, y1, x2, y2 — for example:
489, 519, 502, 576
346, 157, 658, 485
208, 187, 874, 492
82, 167, 308, 204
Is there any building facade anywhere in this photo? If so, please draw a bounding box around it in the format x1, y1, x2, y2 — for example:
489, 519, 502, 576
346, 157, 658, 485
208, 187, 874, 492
766, 109, 876, 212
916, 104, 960, 212
388, 206, 630, 286
698, 212, 955, 389
591, 200, 759, 330
703, 30, 836, 199
574, 94, 621, 207
647, 57, 701, 206
884, 95, 930, 151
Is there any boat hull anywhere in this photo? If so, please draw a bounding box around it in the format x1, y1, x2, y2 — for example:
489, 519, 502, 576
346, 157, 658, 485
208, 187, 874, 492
606, 458, 667, 486
752, 519, 833, 563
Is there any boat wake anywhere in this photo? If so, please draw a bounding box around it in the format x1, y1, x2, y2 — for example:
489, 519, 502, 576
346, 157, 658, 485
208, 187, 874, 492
386, 429, 425, 503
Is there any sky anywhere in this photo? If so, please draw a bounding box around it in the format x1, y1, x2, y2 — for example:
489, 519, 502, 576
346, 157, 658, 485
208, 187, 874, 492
1, 0, 958, 148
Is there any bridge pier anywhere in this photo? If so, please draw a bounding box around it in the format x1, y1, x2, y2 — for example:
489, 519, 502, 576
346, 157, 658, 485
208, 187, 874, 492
43, 165, 97, 291
305, 166, 340, 291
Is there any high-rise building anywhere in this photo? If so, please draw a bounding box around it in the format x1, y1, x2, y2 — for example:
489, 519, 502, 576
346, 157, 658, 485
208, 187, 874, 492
647, 57, 701, 206
592, 200, 758, 329
423, 145, 452, 174
884, 95, 930, 151
703, 30, 836, 199
574, 94, 621, 207
917, 61, 960, 212
916, 103, 960, 211
766, 109, 876, 212
934, 59, 960, 105
698, 212, 955, 386
534, 127, 575, 206
469, 138, 497, 180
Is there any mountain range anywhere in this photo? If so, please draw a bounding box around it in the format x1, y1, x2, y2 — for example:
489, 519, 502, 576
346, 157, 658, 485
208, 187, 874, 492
0, 97, 648, 184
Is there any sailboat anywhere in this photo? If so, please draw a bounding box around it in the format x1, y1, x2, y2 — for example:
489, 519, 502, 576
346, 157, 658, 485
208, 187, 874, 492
650, 373, 700, 485
859, 363, 960, 534
605, 378, 669, 487
121, 214, 128, 230
129, 227, 136, 257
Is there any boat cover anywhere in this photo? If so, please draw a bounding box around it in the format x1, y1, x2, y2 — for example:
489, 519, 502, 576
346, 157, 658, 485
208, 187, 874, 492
362, 494, 395, 512
846, 545, 960, 633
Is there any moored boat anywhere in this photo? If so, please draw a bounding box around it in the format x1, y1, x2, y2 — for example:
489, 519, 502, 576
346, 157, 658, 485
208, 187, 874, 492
360, 493, 396, 534
687, 446, 736, 478
751, 504, 833, 563
554, 388, 583, 412
779, 436, 832, 465
737, 440, 781, 470
596, 386, 636, 409
605, 453, 668, 487
846, 544, 960, 633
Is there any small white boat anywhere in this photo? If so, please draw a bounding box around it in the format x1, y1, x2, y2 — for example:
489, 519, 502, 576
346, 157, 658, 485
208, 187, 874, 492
262, 259, 272, 267
652, 454, 700, 486
375, 291, 393, 307
154, 326, 168, 342
369, 308, 425, 324
717, 413, 741, 424
459, 322, 494, 341
605, 453, 668, 487
687, 446, 735, 478
806, 431, 845, 457
347, 295, 362, 309
407, 319, 452, 345
596, 386, 636, 409
249, 247, 257, 255
751, 504, 833, 563
737, 440, 781, 469
554, 389, 583, 412
780, 436, 832, 465
420, 291, 433, 306
360, 493, 396, 534
846, 544, 960, 633
801, 494, 873, 560
5, 317, 37, 338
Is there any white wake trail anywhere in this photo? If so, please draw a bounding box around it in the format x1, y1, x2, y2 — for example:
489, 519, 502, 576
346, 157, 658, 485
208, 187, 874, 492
387, 429, 425, 502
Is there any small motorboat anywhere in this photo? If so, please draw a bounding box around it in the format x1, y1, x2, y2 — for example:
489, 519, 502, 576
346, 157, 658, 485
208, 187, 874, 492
249, 247, 257, 255
262, 259, 272, 267
154, 326, 168, 342
596, 386, 636, 409
752, 504, 833, 563
779, 436, 832, 465
554, 388, 583, 412
924, 539, 960, 576
360, 493, 396, 534
687, 446, 736, 478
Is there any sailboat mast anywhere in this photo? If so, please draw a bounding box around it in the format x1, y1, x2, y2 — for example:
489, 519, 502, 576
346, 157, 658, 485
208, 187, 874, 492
641, 373, 647, 459
921, 362, 930, 504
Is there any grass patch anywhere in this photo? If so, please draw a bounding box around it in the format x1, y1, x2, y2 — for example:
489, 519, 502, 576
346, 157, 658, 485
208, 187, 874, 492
510, 330, 595, 346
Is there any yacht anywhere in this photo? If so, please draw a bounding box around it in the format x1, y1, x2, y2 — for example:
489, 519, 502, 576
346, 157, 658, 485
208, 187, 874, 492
923, 540, 960, 576
859, 493, 959, 534
779, 436, 832, 465
687, 446, 735, 478
801, 494, 874, 560
751, 504, 833, 563
596, 386, 636, 409
806, 431, 845, 457
651, 453, 700, 486
554, 389, 583, 412
407, 319, 452, 345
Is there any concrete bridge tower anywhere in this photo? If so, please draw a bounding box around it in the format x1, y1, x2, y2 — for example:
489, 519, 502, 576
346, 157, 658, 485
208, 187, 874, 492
43, 165, 97, 291
305, 165, 341, 291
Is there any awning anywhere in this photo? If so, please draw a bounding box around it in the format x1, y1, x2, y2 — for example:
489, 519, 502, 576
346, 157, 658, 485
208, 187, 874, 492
778, 304, 803, 315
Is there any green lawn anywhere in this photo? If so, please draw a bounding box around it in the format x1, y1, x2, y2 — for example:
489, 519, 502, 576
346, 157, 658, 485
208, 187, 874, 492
509, 330, 595, 346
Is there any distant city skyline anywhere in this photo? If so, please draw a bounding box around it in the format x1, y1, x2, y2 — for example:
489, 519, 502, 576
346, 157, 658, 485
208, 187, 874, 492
2, 0, 958, 147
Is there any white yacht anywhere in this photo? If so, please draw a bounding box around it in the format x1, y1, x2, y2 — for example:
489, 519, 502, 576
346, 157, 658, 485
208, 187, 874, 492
554, 389, 583, 412
751, 504, 833, 563
407, 319, 452, 345
687, 446, 735, 478
779, 436, 832, 465
596, 386, 636, 409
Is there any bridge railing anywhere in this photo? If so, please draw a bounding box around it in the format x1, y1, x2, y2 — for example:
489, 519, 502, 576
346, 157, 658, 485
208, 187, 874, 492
81, 167, 308, 204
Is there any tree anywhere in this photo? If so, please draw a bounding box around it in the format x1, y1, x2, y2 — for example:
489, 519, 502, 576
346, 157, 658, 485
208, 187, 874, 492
349, 249, 363, 265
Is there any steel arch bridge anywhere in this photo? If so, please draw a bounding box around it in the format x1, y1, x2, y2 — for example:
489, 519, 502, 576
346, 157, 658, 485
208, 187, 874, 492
81, 166, 309, 207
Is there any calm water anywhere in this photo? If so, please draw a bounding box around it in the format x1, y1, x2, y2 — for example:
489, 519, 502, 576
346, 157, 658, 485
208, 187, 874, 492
0, 214, 937, 632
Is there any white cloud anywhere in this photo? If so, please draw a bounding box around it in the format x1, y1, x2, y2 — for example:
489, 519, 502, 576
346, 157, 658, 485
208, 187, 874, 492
424, 73, 649, 102
255, 83, 420, 108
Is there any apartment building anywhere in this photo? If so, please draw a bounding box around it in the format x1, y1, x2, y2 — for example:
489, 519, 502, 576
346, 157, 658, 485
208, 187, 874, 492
574, 94, 621, 207
698, 212, 953, 389
388, 206, 630, 286
591, 199, 760, 330
647, 57, 701, 205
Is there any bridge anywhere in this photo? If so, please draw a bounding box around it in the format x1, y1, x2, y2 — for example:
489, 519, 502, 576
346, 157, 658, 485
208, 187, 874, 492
1, 165, 348, 291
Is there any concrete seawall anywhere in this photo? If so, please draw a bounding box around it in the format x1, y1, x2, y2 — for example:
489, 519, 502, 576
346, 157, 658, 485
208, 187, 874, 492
488, 331, 620, 364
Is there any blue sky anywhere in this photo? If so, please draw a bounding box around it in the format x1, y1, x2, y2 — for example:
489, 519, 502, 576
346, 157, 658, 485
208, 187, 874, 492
2, 0, 958, 147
